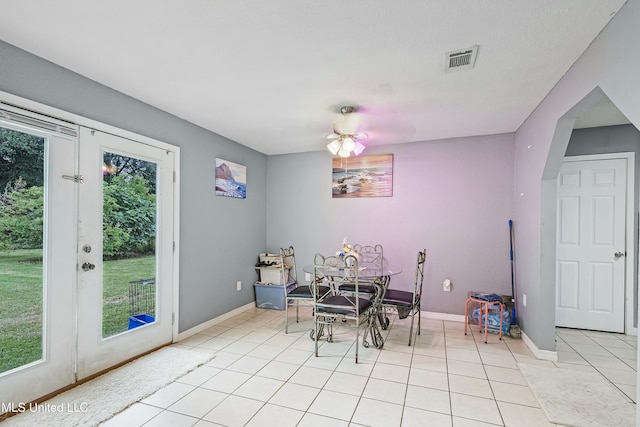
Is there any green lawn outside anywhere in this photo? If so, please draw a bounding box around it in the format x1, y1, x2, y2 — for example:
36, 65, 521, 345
0, 249, 155, 373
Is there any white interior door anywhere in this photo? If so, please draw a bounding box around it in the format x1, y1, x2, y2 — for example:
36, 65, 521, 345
556, 156, 627, 332
0, 121, 76, 408
76, 127, 175, 379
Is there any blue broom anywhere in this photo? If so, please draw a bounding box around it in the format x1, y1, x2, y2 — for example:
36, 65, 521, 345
508, 220, 517, 325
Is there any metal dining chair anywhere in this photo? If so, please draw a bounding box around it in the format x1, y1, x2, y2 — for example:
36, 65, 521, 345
311, 253, 375, 363
381, 249, 426, 346
339, 243, 384, 295
281, 246, 330, 334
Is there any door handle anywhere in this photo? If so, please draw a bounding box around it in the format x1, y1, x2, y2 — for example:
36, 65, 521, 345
81, 262, 96, 271
614, 251, 625, 260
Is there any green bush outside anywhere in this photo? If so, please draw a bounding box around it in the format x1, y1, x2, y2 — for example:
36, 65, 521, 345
0, 175, 156, 258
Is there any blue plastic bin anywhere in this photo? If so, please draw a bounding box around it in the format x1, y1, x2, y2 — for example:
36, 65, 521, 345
128, 314, 155, 329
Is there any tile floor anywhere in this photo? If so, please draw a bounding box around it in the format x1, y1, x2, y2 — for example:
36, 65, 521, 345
102, 307, 637, 426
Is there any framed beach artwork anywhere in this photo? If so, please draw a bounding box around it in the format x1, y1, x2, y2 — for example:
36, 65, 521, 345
332, 154, 393, 198
215, 158, 247, 199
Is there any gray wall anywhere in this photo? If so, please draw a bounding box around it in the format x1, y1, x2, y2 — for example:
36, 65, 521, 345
566, 124, 640, 327
0, 40, 268, 332
514, 0, 640, 351
266, 134, 515, 315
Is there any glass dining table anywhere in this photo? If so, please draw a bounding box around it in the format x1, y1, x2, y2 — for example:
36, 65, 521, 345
302, 263, 402, 349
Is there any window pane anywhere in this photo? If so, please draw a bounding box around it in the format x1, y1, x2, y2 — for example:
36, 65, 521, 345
0, 127, 45, 373
102, 152, 157, 338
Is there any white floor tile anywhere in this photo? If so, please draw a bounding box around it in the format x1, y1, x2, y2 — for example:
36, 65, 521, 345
232, 375, 284, 401
205, 351, 242, 369
483, 365, 527, 386
490, 381, 539, 407
141, 410, 199, 427
449, 393, 502, 425
268, 382, 320, 411
202, 395, 264, 427
141, 382, 195, 408
244, 403, 304, 427
323, 371, 369, 396
200, 370, 252, 393
246, 343, 286, 360
255, 360, 300, 381
404, 385, 451, 414
376, 349, 413, 366
446, 359, 487, 379
410, 353, 447, 372
297, 412, 349, 427
362, 377, 407, 405
446, 348, 482, 364
288, 366, 332, 388
408, 367, 449, 390
448, 374, 493, 399
351, 397, 404, 427
275, 347, 314, 365
497, 401, 556, 426
175, 365, 222, 386
168, 388, 227, 418
101, 403, 162, 427
226, 355, 270, 375
370, 361, 410, 383
401, 406, 452, 427
307, 389, 359, 422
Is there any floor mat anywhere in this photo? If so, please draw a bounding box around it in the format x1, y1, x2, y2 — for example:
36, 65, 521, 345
4, 346, 215, 427
518, 362, 635, 427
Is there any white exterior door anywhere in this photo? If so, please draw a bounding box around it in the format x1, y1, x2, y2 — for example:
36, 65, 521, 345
76, 128, 175, 379
556, 156, 628, 332
0, 101, 179, 412
0, 121, 77, 408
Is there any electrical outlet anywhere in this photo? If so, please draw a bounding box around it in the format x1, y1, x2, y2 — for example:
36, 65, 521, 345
443, 278, 451, 292
236, 280, 242, 291
522, 293, 527, 307
305, 273, 311, 282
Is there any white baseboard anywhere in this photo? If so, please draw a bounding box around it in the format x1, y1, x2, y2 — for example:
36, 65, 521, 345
521, 330, 558, 361
423, 311, 558, 362
176, 302, 255, 342
422, 311, 465, 323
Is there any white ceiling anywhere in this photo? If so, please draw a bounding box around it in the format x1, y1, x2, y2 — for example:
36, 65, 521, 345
0, 0, 628, 155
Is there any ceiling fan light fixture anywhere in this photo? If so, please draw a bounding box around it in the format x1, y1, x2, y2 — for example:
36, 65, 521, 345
327, 140, 341, 155
342, 136, 355, 151
325, 105, 367, 157
338, 147, 351, 158
353, 140, 365, 156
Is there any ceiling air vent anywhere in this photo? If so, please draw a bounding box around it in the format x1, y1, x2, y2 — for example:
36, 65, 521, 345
445, 45, 478, 72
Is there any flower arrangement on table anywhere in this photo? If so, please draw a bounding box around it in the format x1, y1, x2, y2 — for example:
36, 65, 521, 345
336, 237, 358, 266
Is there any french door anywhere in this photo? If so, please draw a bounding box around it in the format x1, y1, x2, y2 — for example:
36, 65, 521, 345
0, 120, 76, 409
0, 113, 176, 408
76, 127, 175, 379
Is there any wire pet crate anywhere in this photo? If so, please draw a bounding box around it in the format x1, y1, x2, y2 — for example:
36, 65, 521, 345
128, 278, 156, 330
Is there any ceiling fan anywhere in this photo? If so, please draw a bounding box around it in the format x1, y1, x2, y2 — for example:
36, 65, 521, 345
326, 106, 367, 157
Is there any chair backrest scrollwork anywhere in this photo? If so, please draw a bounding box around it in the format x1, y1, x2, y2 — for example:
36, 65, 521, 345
352, 243, 384, 269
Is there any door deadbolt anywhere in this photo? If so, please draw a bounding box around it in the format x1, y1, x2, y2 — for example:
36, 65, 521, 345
81, 262, 95, 271
614, 251, 625, 259
82, 244, 92, 253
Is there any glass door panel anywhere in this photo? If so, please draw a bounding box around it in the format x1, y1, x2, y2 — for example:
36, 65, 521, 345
0, 128, 45, 373
0, 122, 76, 409
102, 152, 158, 338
